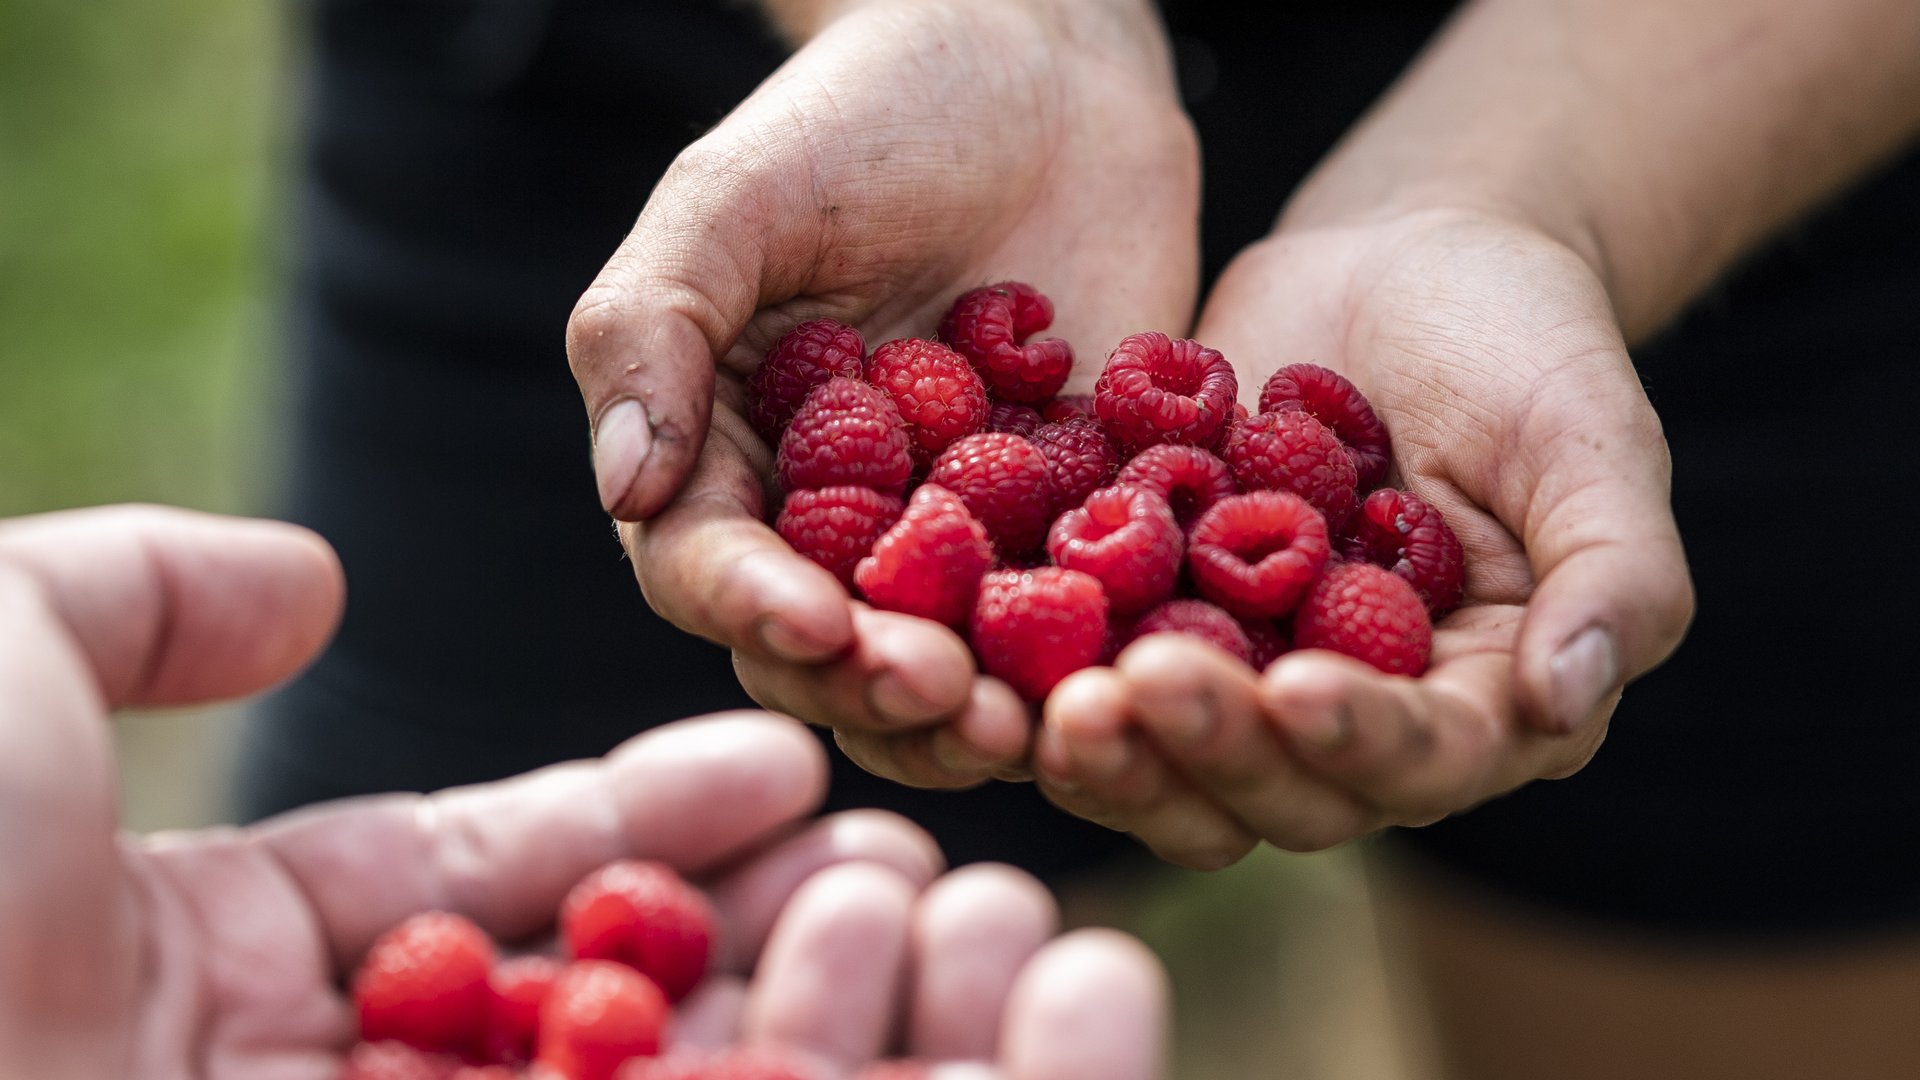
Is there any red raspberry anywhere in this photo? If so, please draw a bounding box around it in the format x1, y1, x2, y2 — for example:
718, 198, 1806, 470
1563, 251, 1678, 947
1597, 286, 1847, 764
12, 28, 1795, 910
1242, 618, 1291, 669
1094, 332, 1238, 453
535, 961, 669, 1080
971, 568, 1110, 700
1258, 363, 1392, 490
342, 1041, 461, 1080
864, 338, 989, 464
937, 282, 1074, 403
1211, 402, 1251, 452
1293, 561, 1432, 676
1187, 492, 1332, 619
776, 487, 905, 589
353, 911, 496, 1053
925, 432, 1055, 554
561, 860, 714, 1003
1030, 418, 1120, 515
987, 401, 1044, 437
1219, 411, 1358, 529
1046, 485, 1182, 614
1114, 445, 1236, 529
1340, 488, 1465, 616
1120, 599, 1253, 664
619, 1049, 821, 1080
775, 378, 912, 496
484, 954, 562, 1065
1039, 393, 1097, 425
746, 318, 866, 443
854, 484, 995, 628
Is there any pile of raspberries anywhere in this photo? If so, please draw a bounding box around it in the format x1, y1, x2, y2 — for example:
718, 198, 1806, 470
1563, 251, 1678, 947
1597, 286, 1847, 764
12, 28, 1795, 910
343, 860, 884, 1080
761, 283, 1464, 702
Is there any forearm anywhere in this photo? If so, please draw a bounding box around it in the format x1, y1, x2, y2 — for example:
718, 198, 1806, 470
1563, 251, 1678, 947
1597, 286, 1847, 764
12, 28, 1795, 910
1283, 0, 1920, 341
757, 0, 1168, 62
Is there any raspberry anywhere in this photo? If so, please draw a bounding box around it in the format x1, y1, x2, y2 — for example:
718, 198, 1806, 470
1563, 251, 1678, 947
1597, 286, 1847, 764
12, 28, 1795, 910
619, 1049, 821, 1080
925, 432, 1055, 554
1339, 488, 1465, 616
1258, 363, 1393, 490
1218, 411, 1358, 529
776, 487, 905, 589
561, 860, 714, 1003
1094, 332, 1238, 453
484, 954, 562, 1064
854, 484, 995, 628
987, 401, 1044, 437
864, 338, 989, 464
971, 568, 1109, 700
1187, 492, 1332, 619
1030, 418, 1120, 515
746, 318, 866, 443
342, 1041, 461, 1080
1039, 394, 1097, 425
1242, 618, 1291, 669
1046, 485, 1182, 614
1293, 561, 1432, 676
1114, 445, 1236, 529
937, 282, 1074, 403
1120, 599, 1253, 663
535, 961, 669, 1080
775, 378, 913, 496
353, 911, 496, 1054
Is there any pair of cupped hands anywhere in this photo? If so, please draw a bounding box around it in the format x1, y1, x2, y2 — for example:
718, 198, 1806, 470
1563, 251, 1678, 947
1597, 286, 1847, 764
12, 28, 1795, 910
569, 0, 1695, 867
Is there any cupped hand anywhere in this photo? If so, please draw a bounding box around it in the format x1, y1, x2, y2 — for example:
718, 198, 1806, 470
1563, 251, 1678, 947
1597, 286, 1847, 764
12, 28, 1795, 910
1031, 209, 1694, 867
565, 0, 1199, 787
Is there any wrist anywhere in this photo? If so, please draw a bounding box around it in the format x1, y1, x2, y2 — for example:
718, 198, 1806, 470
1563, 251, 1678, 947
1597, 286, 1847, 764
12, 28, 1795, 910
766, 0, 1166, 56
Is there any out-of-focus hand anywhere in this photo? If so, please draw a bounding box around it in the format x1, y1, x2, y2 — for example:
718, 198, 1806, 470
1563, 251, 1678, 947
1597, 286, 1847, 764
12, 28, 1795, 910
565, 0, 1199, 788
1031, 210, 1694, 867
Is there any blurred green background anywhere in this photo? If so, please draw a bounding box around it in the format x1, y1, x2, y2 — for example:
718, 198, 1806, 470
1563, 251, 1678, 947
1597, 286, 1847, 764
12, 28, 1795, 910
0, 3, 1426, 1076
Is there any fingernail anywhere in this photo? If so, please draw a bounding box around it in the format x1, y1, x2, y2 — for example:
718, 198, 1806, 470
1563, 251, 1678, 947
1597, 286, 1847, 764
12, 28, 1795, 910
871, 671, 948, 725
592, 399, 651, 514
755, 615, 840, 663
1289, 701, 1349, 752
1549, 627, 1618, 733
932, 728, 995, 774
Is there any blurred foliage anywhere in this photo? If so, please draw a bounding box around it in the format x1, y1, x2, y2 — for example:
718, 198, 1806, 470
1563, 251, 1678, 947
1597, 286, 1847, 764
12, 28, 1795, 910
0, 0, 285, 515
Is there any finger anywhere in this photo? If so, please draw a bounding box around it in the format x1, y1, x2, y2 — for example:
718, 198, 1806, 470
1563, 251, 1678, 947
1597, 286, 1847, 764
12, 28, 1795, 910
253, 713, 827, 970
675, 975, 750, 1051
731, 606, 977, 731
823, 677, 1031, 790
741, 862, 918, 1068
1118, 636, 1376, 852
1035, 669, 1256, 870
617, 409, 853, 664
1001, 930, 1169, 1080
708, 809, 945, 972
907, 865, 1059, 1060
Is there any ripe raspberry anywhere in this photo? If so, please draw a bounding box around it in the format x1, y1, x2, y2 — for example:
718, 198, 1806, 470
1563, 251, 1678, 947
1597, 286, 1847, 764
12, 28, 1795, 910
1187, 492, 1332, 620
619, 1049, 822, 1080
1340, 488, 1465, 616
484, 954, 562, 1065
987, 401, 1044, 437
746, 318, 866, 443
1114, 444, 1236, 529
353, 911, 496, 1053
1242, 618, 1291, 670
1219, 411, 1358, 529
775, 378, 913, 496
854, 484, 995, 628
1040, 394, 1097, 425
1258, 363, 1392, 490
1120, 599, 1253, 664
864, 338, 988, 464
1046, 485, 1182, 614
561, 860, 714, 1003
535, 961, 669, 1080
776, 487, 905, 589
971, 568, 1110, 700
1294, 561, 1432, 676
925, 432, 1055, 554
1094, 332, 1238, 453
342, 1041, 461, 1080
937, 282, 1074, 403
1031, 418, 1120, 515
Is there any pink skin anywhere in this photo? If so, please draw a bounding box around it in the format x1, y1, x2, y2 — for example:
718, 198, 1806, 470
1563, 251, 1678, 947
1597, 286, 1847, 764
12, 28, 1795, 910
569, 0, 1198, 787
0, 505, 1165, 1079
1033, 211, 1693, 868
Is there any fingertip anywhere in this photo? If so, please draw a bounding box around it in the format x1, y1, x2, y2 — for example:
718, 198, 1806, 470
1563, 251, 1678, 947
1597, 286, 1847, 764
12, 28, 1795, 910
813, 808, 948, 887
934, 677, 1033, 773
858, 607, 976, 722
1002, 929, 1169, 1080
747, 551, 858, 662
609, 711, 830, 849
1261, 651, 1363, 752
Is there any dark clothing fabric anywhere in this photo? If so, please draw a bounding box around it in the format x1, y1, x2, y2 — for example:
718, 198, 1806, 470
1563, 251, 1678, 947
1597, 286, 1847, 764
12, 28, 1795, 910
244, 0, 1920, 932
